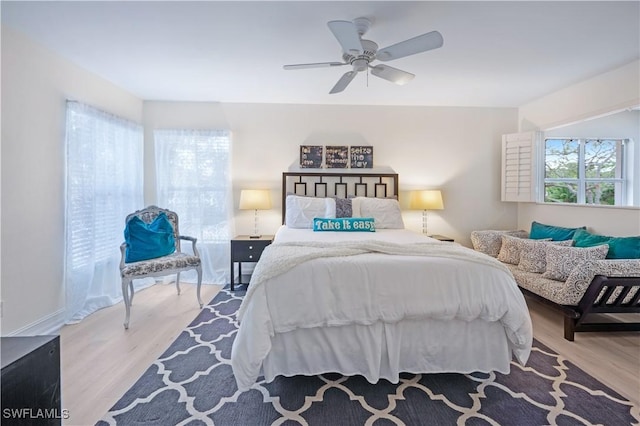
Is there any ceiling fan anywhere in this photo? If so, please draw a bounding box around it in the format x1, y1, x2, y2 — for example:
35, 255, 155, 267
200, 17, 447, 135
283, 17, 444, 94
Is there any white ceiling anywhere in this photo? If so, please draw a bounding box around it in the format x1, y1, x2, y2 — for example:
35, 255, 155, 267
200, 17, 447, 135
2, 1, 639, 107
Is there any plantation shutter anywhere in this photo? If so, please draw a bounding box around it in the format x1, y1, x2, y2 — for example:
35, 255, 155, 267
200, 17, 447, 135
501, 131, 541, 202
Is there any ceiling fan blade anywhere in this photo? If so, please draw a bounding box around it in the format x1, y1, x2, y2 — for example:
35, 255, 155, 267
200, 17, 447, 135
329, 71, 358, 94
283, 62, 347, 70
376, 31, 444, 62
370, 64, 415, 85
327, 20, 364, 55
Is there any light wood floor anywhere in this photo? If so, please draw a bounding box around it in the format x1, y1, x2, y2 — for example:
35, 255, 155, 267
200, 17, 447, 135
59, 284, 639, 426
59, 282, 222, 426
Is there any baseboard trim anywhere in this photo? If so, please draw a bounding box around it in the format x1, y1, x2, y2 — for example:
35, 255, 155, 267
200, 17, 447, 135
7, 308, 66, 336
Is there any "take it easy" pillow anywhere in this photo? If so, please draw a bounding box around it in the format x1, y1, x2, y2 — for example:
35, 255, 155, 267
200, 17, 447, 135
313, 217, 376, 232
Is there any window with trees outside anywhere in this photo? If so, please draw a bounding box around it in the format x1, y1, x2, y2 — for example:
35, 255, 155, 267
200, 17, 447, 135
544, 138, 626, 205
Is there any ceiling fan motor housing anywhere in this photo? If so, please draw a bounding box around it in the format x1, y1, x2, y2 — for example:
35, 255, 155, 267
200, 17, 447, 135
343, 39, 378, 71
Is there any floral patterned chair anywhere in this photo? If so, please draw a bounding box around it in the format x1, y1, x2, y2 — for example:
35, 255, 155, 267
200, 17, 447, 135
119, 206, 203, 329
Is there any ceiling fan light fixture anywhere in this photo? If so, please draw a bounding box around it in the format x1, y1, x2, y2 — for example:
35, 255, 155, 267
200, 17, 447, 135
352, 58, 369, 72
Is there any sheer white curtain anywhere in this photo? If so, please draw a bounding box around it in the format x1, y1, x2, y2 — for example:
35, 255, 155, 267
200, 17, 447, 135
64, 101, 148, 323
154, 129, 234, 284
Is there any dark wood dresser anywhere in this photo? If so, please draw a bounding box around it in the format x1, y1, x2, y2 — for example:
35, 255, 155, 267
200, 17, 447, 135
1, 335, 62, 425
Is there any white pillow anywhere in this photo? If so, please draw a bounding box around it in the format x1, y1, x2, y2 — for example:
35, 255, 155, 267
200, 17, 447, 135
285, 195, 336, 229
352, 197, 404, 229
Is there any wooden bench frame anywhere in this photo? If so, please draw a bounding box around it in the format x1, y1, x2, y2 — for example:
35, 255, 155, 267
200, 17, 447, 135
519, 275, 640, 341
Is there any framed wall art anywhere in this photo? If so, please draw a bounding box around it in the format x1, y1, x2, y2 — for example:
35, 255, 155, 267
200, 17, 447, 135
350, 146, 373, 168
299, 145, 323, 168
325, 146, 349, 168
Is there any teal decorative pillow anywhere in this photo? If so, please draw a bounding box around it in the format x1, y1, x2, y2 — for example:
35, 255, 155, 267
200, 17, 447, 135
313, 217, 375, 232
572, 229, 640, 259
124, 212, 176, 263
530, 221, 586, 241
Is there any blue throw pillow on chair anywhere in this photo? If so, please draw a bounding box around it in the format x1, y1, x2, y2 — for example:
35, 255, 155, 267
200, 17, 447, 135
124, 212, 176, 263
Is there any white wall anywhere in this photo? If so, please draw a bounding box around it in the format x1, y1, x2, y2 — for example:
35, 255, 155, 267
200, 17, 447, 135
519, 60, 640, 132
222, 103, 519, 244
517, 61, 640, 236
1, 28, 143, 335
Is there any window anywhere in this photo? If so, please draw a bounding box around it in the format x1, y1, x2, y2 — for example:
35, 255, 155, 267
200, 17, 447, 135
544, 138, 627, 205
155, 129, 234, 284
64, 101, 145, 323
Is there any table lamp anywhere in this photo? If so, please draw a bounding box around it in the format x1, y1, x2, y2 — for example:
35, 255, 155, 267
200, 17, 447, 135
239, 189, 272, 238
410, 190, 444, 235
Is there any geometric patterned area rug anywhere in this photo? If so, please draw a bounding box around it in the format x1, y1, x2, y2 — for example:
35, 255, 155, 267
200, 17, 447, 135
97, 287, 640, 426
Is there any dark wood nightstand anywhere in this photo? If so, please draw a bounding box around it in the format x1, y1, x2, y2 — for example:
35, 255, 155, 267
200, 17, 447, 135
230, 235, 274, 290
429, 234, 455, 242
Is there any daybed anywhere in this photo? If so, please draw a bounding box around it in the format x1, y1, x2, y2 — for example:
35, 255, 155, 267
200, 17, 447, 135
471, 224, 640, 341
231, 171, 533, 391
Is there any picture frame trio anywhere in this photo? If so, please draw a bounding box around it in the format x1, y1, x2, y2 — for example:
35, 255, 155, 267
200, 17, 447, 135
300, 145, 374, 169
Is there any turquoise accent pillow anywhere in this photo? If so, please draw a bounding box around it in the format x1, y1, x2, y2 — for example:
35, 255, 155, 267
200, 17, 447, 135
529, 221, 585, 241
124, 212, 176, 263
572, 229, 640, 259
313, 217, 375, 232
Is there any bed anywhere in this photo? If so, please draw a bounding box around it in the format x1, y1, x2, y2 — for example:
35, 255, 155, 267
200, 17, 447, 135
231, 171, 533, 392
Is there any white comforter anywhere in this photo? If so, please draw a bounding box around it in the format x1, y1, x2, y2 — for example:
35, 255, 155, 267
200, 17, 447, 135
231, 227, 533, 391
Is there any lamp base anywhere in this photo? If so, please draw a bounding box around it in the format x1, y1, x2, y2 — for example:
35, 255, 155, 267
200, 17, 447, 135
249, 234, 262, 239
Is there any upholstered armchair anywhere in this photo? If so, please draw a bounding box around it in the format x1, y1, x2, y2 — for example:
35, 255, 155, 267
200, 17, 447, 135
119, 206, 203, 329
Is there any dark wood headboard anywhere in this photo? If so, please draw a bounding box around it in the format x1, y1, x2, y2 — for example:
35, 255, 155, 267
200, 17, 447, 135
282, 171, 399, 224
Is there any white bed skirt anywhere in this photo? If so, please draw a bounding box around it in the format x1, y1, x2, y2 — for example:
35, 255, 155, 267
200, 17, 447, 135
249, 318, 512, 388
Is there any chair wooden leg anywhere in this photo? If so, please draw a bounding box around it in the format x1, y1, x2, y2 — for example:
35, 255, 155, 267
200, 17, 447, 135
122, 277, 132, 330
129, 281, 135, 304
196, 266, 203, 308
175, 272, 181, 295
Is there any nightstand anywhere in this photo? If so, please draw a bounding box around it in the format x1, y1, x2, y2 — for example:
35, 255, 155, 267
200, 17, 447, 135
428, 234, 455, 242
230, 235, 274, 290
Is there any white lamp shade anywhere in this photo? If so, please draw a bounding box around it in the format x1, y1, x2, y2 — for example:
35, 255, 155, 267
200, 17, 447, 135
410, 190, 444, 210
239, 189, 272, 210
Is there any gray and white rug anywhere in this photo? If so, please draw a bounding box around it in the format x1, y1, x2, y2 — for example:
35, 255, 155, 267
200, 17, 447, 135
97, 287, 639, 425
